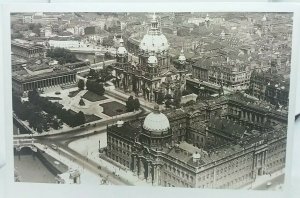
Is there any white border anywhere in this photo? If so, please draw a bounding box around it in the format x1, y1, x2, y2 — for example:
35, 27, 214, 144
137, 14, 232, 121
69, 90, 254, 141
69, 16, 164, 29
1, 2, 299, 198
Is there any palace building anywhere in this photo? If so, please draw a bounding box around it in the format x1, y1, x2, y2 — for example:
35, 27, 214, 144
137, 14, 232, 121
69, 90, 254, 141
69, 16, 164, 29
113, 13, 189, 102
12, 61, 77, 96
106, 93, 287, 188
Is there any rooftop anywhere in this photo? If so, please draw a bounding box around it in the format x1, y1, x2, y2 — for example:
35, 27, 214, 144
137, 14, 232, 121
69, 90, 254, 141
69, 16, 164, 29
108, 121, 141, 141
12, 65, 76, 83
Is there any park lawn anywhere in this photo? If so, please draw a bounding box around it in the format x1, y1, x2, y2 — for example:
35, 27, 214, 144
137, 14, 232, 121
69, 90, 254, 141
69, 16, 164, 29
85, 114, 102, 123
100, 101, 127, 117
68, 90, 81, 98
82, 91, 108, 102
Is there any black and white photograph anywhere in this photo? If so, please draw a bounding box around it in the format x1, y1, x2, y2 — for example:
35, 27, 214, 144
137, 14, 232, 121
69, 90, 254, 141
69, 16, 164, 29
10, 10, 293, 191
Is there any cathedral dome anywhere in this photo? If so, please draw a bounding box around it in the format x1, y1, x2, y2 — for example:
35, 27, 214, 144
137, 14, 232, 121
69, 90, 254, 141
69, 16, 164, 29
139, 13, 169, 53
148, 55, 158, 64
143, 105, 170, 134
140, 34, 169, 53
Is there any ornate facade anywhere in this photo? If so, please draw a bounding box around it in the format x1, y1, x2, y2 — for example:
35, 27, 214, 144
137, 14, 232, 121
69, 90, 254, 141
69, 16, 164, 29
106, 93, 287, 188
113, 13, 188, 102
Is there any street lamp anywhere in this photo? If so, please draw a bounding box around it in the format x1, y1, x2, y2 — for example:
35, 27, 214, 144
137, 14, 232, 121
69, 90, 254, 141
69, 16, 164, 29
99, 140, 101, 152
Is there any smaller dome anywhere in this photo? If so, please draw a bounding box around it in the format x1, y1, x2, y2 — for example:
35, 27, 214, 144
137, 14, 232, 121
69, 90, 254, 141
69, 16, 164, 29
143, 106, 170, 134
117, 37, 127, 56
117, 46, 127, 55
178, 48, 186, 62
148, 55, 158, 64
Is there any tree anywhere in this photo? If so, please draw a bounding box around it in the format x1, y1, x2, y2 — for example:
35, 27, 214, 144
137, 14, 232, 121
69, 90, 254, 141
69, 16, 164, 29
28, 89, 39, 105
102, 36, 114, 47
165, 99, 172, 108
182, 89, 191, 96
28, 23, 42, 36
86, 79, 105, 96
173, 89, 182, 108
46, 48, 79, 65
165, 94, 172, 100
99, 66, 113, 82
11, 32, 24, 39
177, 28, 190, 37
78, 79, 85, 90
76, 111, 86, 125
157, 91, 165, 105
88, 69, 98, 79
126, 96, 135, 112
133, 98, 140, 111
79, 98, 85, 106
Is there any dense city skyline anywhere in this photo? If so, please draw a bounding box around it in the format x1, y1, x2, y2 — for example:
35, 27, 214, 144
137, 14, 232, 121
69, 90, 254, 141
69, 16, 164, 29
11, 11, 292, 190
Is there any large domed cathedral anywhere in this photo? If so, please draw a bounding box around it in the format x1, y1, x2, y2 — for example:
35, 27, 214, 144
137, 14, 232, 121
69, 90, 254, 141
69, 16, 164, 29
139, 13, 170, 68
113, 13, 188, 102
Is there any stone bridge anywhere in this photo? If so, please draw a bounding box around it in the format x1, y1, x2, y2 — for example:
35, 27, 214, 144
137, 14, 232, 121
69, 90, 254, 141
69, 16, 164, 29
13, 138, 37, 152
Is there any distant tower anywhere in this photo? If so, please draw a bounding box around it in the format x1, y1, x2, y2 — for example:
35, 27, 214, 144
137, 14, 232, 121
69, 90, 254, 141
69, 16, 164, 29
116, 37, 130, 91
116, 37, 128, 67
178, 47, 186, 65
177, 47, 187, 91
205, 14, 210, 28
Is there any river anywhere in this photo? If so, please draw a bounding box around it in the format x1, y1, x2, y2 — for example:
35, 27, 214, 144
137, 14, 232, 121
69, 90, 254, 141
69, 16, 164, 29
14, 155, 57, 183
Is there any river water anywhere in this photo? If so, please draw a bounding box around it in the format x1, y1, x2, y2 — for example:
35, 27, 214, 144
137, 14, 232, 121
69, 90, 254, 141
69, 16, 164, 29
14, 122, 57, 183
14, 155, 57, 183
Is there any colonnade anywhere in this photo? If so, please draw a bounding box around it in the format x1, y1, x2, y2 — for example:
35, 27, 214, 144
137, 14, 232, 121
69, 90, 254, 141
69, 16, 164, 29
22, 74, 76, 92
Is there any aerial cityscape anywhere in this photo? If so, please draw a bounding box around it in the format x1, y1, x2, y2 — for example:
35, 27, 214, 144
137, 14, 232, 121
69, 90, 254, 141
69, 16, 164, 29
11, 12, 292, 190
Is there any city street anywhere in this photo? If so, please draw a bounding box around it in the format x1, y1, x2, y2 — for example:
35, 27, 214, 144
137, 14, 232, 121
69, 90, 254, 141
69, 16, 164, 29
254, 174, 285, 190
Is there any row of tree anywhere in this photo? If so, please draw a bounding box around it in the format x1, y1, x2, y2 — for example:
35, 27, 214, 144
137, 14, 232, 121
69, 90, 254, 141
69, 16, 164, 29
87, 67, 114, 82
28, 90, 86, 128
126, 96, 140, 112
46, 48, 79, 65
13, 94, 63, 133
156, 89, 183, 108
86, 79, 105, 96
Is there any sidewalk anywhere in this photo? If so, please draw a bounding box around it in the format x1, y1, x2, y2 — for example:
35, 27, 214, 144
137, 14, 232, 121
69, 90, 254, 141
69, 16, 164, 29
34, 143, 104, 185
86, 150, 152, 186
242, 169, 285, 190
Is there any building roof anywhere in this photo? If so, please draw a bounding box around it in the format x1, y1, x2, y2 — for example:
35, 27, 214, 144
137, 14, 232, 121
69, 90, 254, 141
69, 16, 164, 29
108, 121, 140, 141
208, 118, 247, 139
143, 107, 170, 134
12, 67, 76, 83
